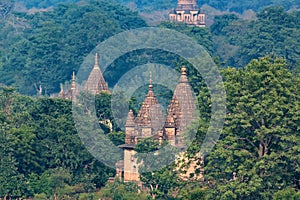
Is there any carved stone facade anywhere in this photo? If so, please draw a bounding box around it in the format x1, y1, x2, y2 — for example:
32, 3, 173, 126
169, 0, 206, 27
116, 67, 203, 183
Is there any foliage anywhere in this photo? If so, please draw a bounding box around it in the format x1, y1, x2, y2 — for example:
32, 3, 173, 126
212, 7, 300, 70
0, 1, 300, 198
204, 56, 300, 199
117, 0, 299, 13
273, 188, 300, 199
0, 0, 147, 95
95, 178, 149, 200
0, 87, 120, 199
135, 139, 183, 199
200, 0, 297, 13
13, 0, 300, 13
159, 21, 214, 55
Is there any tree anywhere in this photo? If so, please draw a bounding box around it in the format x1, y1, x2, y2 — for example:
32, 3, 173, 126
0, 0, 147, 95
235, 7, 300, 69
135, 138, 182, 199
95, 178, 149, 200
205, 57, 300, 199
0, 122, 23, 199
0, 0, 14, 20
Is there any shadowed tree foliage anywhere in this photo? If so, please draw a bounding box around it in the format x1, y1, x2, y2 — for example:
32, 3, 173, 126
211, 7, 300, 70
204, 56, 300, 199
0, 0, 147, 95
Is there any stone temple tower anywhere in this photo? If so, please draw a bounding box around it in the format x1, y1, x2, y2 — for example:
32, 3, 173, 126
165, 66, 197, 147
84, 53, 110, 94
115, 67, 202, 183
57, 53, 110, 99
118, 74, 164, 182
169, 0, 206, 27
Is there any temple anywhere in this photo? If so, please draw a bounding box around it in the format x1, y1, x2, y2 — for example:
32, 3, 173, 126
58, 71, 77, 100
58, 53, 110, 99
169, 0, 206, 27
116, 67, 203, 183
84, 53, 110, 95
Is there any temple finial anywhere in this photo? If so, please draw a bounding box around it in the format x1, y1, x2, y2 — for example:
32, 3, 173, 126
181, 66, 187, 75
71, 71, 76, 91
72, 71, 75, 81
94, 53, 99, 68
149, 71, 153, 90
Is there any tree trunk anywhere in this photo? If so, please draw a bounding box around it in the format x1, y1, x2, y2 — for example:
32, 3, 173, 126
54, 192, 57, 200
258, 141, 264, 158
152, 193, 156, 199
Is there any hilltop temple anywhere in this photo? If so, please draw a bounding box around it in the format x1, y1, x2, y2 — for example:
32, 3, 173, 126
58, 57, 203, 183
115, 67, 203, 183
169, 0, 206, 27
58, 53, 110, 99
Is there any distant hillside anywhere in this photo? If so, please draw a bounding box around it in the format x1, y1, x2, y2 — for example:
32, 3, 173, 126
13, 0, 300, 13
13, 0, 79, 9
117, 0, 299, 13
0, 0, 147, 95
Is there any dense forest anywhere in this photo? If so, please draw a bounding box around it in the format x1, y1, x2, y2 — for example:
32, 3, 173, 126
1, 57, 299, 199
0, 0, 299, 199
11, 0, 300, 13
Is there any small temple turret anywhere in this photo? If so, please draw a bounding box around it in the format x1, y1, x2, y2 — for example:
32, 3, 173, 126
125, 109, 137, 145
119, 110, 139, 182
57, 71, 77, 100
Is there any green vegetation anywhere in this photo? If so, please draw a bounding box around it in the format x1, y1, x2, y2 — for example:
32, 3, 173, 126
201, 0, 299, 13
211, 7, 300, 70
12, 0, 300, 13
115, 0, 300, 13
0, 58, 299, 199
2, 1, 300, 95
0, 0, 146, 95
0, 90, 127, 199
93, 178, 149, 199
0, 0, 300, 199
131, 56, 300, 199
204, 57, 300, 199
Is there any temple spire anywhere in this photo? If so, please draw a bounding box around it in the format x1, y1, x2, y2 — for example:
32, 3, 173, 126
71, 71, 76, 91
94, 53, 99, 68
135, 72, 163, 129
147, 72, 155, 97
125, 109, 135, 127
84, 53, 110, 94
179, 66, 189, 83
181, 66, 187, 75
149, 71, 153, 90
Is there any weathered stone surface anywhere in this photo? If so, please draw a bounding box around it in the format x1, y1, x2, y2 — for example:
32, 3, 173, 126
84, 53, 110, 94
